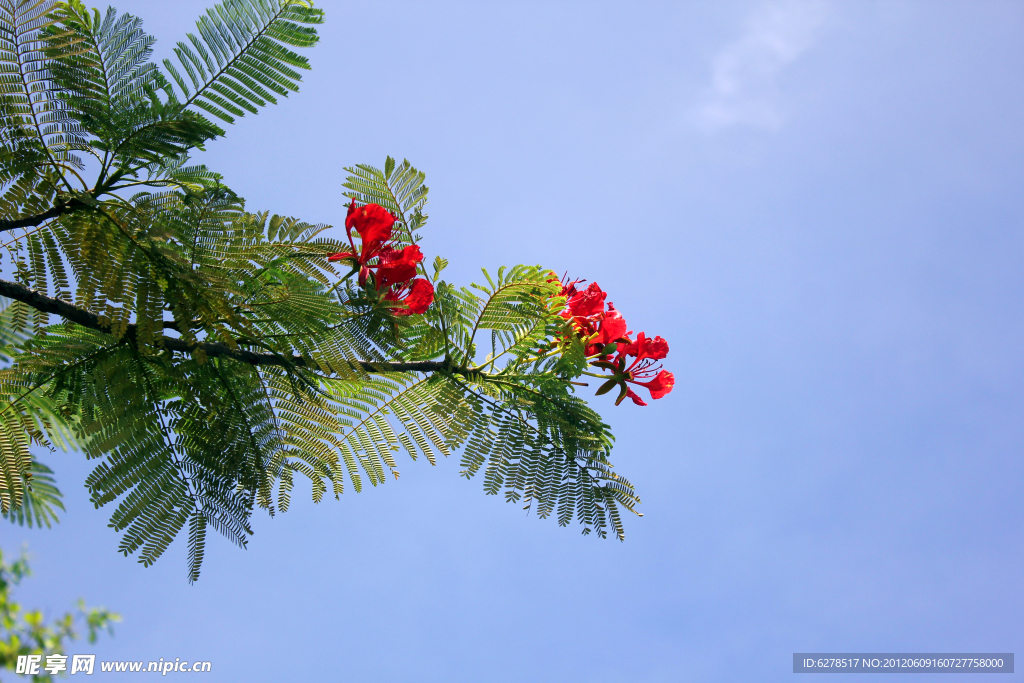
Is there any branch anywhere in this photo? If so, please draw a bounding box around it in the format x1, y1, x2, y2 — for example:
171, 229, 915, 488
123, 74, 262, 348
0, 278, 466, 376
0, 199, 92, 233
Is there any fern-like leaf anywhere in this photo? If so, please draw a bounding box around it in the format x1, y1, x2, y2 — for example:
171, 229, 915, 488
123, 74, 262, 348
2, 459, 64, 527
162, 0, 323, 124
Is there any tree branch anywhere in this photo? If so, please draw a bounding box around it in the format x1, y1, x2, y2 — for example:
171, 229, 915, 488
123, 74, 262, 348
0, 199, 92, 233
0, 278, 465, 376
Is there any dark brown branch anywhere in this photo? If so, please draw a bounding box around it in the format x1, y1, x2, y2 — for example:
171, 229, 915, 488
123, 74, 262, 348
0, 199, 92, 233
0, 277, 465, 376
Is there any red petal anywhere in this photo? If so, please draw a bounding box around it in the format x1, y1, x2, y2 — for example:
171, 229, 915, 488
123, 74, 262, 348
377, 263, 417, 289
406, 278, 434, 314
626, 388, 648, 406
617, 338, 637, 358
392, 278, 434, 316
345, 200, 359, 229
351, 204, 395, 257
635, 370, 674, 399
595, 303, 627, 345
327, 251, 356, 262
645, 335, 669, 360
618, 331, 669, 361
378, 244, 424, 268
566, 282, 606, 319
375, 245, 424, 289
631, 332, 668, 360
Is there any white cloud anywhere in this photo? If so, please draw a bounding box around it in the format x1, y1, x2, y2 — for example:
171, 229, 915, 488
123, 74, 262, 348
695, 0, 829, 132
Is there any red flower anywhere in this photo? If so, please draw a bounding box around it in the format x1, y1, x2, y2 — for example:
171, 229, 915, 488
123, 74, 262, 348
620, 370, 674, 406
561, 281, 606, 322
327, 202, 397, 286
375, 244, 424, 290
616, 331, 668, 362
326, 201, 434, 317
550, 273, 674, 407
618, 336, 673, 403
384, 278, 434, 316
553, 279, 629, 353
584, 303, 629, 356
592, 330, 673, 406
345, 202, 394, 252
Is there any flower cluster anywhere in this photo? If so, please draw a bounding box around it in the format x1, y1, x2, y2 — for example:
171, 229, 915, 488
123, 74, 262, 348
555, 277, 674, 406
327, 202, 434, 316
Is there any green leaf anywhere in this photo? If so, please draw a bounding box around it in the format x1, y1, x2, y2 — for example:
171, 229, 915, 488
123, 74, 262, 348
163, 0, 323, 124
2, 460, 65, 528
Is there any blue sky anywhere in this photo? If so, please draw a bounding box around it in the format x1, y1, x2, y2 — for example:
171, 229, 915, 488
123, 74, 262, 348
7, 1, 1023, 681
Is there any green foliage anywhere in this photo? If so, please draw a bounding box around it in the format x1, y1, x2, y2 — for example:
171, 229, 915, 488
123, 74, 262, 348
0, 0, 79, 240
0, 546, 118, 682
0, 0, 644, 581
161, 0, 322, 124
0, 298, 74, 521
2, 461, 63, 529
